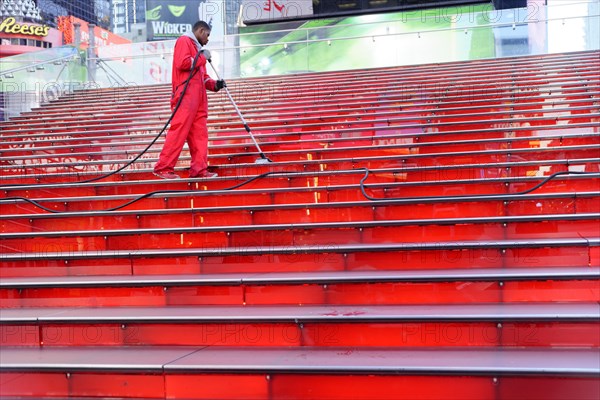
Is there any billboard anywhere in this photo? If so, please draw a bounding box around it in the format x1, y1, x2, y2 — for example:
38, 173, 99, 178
58, 16, 131, 49
240, 0, 313, 23
238, 3, 497, 76
145, 0, 225, 42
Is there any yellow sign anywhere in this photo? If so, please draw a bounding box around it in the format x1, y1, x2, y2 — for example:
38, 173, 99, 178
0, 17, 50, 37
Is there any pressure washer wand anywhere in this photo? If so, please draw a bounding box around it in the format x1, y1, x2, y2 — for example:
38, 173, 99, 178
207, 60, 273, 163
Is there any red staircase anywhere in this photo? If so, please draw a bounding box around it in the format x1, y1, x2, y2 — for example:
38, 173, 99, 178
1, 50, 599, 399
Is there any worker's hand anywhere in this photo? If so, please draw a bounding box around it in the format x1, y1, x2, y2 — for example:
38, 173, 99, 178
200, 48, 211, 62
216, 80, 227, 91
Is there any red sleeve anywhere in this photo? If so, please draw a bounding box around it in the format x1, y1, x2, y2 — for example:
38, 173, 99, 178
204, 76, 217, 92
173, 37, 205, 71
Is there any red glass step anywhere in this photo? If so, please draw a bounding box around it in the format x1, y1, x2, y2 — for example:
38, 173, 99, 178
1, 148, 596, 187
0, 371, 596, 400
1, 172, 596, 215
0, 50, 598, 400
2, 93, 597, 134
2, 109, 597, 157
2, 138, 597, 180
2, 127, 598, 167
2, 107, 597, 144
2, 320, 598, 348
1, 215, 598, 254
0, 303, 598, 347
0, 239, 596, 277
5, 89, 596, 144
1, 268, 597, 308
2, 191, 597, 233
3, 99, 597, 137
0, 347, 598, 399
22, 70, 597, 116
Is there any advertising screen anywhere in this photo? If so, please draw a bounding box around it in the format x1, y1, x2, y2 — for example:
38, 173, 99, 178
146, 0, 224, 42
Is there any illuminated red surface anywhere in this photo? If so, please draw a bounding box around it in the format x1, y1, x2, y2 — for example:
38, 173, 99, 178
0, 372, 163, 398
0, 320, 595, 348
15, 222, 561, 253
1, 371, 598, 399
0, 278, 597, 309
1, 50, 599, 398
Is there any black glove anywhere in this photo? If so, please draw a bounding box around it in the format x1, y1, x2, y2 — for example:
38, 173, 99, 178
216, 79, 226, 91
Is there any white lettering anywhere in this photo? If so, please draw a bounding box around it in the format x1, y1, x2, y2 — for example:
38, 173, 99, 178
152, 21, 192, 35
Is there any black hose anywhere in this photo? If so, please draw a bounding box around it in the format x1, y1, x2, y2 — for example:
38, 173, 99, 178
1, 169, 595, 214
0, 171, 290, 213
358, 169, 596, 201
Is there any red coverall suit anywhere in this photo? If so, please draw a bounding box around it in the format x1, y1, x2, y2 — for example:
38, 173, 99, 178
154, 35, 217, 177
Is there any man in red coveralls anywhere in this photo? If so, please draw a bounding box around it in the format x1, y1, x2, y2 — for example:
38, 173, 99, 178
153, 20, 226, 179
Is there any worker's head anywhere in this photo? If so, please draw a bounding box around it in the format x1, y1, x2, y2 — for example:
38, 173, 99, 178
193, 21, 211, 46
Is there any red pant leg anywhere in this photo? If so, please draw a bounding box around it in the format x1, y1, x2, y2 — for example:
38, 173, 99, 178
154, 89, 199, 174
187, 108, 209, 177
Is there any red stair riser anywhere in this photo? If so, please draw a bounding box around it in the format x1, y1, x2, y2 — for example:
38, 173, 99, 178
1, 220, 598, 254
0, 247, 592, 277
1, 372, 598, 400
1, 280, 597, 308
6, 195, 599, 233
1, 322, 598, 348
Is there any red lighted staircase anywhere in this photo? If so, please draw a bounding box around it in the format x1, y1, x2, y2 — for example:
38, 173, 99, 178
0, 50, 599, 399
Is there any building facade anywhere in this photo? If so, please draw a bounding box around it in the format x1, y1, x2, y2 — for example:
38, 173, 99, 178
36, 0, 111, 29
0, 0, 131, 57
111, 0, 144, 34
0, 0, 62, 57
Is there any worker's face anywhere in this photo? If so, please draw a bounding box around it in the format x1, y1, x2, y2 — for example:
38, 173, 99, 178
195, 27, 210, 46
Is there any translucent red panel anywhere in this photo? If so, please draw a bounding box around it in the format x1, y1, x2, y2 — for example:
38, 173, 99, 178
1, 246, 593, 277
0, 325, 40, 346
498, 376, 600, 400
1, 52, 599, 400
1, 322, 590, 348
0, 258, 132, 278
165, 286, 244, 306
166, 374, 268, 400
1, 279, 597, 309
344, 247, 590, 271
182, 374, 470, 399
0, 372, 164, 398
0, 287, 167, 308
0, 360, 599, 398
133, 256, 203, 275
502, 280, 600, 302
2, 194, 595, 234
0, 372, 70, 398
